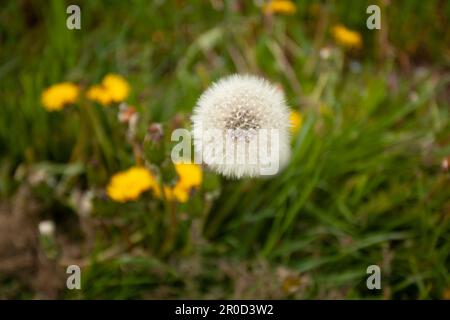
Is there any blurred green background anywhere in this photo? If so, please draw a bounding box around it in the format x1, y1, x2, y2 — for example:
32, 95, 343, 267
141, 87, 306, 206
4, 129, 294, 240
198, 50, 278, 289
0, 0, 449, 299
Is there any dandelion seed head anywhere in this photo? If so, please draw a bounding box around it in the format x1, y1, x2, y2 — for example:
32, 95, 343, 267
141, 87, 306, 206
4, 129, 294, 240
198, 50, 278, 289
192, 74, 291, 179
38, 220, 55, 237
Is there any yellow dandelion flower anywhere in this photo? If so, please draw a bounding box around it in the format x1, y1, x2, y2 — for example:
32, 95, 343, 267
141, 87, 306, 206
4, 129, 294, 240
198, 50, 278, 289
174, 163, 202, 189
264, 0, 297, 15
86, 74, 130, 106
290, 110, 303, 134
158, 163, 203, 203
41, 82, 79, 111
86, 85, 112, 106
331, 24, 362, 49
106, 166, 157, 202
163, 184, 189, 203
102, 74, 130, 103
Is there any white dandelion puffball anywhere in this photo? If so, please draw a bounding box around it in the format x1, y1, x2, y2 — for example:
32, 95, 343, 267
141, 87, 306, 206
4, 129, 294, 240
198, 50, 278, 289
38, 220, 55, 237
192, 74, 291, 179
